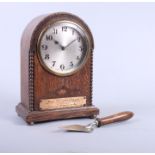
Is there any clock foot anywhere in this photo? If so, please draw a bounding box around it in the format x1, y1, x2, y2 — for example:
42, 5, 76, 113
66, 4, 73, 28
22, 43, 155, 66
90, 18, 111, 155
28, 122, 34, 125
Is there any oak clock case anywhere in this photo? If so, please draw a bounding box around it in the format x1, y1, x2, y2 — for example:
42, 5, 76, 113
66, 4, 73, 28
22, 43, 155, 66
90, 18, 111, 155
16, 12, 99, 124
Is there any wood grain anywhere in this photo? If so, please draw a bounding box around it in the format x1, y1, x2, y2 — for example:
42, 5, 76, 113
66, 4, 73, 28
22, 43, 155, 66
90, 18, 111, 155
16, 12, 99, 124
97, 111, 134, 127
16, 103, 99, 124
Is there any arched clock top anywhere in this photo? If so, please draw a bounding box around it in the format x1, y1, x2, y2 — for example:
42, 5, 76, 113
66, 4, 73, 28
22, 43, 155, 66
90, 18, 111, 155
21, 12, 94, 55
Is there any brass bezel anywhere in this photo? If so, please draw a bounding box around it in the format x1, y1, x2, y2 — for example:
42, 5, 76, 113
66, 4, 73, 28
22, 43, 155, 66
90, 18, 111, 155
37, 18, 92, 76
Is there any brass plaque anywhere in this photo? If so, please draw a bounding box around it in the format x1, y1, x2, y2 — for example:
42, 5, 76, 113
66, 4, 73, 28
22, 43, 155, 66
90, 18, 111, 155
40, 96, 86, 110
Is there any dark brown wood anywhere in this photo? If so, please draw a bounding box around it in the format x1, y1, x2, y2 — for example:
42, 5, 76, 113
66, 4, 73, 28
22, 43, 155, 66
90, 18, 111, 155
16, 103, 99, 124
97, 111, 134, 127
16, 12, 99, 124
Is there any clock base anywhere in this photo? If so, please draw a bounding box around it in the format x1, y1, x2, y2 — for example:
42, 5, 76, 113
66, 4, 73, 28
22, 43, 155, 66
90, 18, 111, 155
16, 103, 99, 124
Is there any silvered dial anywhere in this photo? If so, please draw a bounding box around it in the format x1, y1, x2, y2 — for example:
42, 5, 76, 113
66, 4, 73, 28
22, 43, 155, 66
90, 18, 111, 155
38, 21, 88, 76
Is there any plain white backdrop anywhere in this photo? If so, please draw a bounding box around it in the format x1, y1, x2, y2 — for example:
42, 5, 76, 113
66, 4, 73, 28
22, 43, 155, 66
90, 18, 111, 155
0, 2, 155, 153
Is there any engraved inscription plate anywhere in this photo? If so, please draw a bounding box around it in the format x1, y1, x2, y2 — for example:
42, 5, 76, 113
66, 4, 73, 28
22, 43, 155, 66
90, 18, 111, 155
40, 96, 86, 110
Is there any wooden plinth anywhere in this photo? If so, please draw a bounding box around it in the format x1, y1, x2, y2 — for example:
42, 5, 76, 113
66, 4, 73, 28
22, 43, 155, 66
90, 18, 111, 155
16, 103, 99, 124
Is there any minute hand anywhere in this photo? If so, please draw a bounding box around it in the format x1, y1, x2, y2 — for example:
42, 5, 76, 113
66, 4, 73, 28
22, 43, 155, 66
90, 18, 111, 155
64, 39, 77, 49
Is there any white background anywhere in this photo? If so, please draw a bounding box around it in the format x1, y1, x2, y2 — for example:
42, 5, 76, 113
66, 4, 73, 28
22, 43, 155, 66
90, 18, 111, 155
0, 2, 155, 153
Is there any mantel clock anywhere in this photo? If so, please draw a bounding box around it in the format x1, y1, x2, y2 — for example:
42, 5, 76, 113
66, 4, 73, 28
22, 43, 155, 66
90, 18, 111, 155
16, 12, 99, 124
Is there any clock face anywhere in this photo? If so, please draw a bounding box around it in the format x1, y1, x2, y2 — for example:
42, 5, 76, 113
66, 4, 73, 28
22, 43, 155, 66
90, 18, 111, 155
38, 21, 89, 76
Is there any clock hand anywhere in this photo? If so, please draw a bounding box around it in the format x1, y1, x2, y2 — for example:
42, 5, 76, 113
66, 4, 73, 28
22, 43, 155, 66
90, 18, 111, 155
64, 39, 77, 50
53, 38, 64, 50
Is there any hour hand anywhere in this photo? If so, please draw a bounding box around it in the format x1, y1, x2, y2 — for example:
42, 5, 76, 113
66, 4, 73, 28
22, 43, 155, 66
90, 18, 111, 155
53, 38, 64, 50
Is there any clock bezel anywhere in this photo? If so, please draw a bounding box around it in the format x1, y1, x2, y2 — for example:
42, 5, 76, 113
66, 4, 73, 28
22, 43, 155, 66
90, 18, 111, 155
37, 20, 92, 76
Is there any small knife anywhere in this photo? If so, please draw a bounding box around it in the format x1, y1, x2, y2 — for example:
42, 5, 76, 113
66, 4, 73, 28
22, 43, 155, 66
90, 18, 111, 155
60, 111, 134, 133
